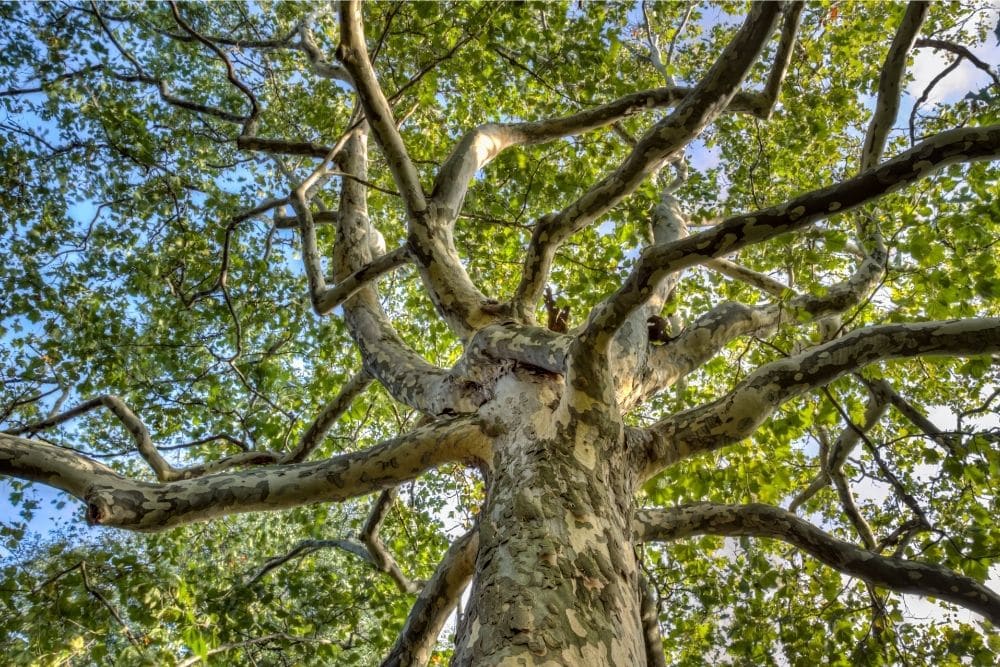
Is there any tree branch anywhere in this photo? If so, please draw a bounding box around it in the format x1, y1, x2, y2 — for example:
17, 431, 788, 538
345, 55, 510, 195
860, 2, 930, 173
634, 502, 1000, 625
243, 538, 372, 588
337, 0, 425, 214
0, 415, 490, 531
511, 3, 783, 319
282, 370, 373, 464
361, 488, 421, 595
635, 318, 1000, 476
636, 250, 885, 407
383, 528, 479, 667
585, 124, 1000, 343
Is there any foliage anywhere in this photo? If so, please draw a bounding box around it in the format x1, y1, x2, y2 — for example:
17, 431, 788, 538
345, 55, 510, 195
1, 1, 999, 664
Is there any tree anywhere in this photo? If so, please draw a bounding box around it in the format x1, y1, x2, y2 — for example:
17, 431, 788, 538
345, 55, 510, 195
2, 0, 999, 663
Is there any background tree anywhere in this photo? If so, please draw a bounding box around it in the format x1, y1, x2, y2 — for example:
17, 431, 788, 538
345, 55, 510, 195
2, 0, 999, 664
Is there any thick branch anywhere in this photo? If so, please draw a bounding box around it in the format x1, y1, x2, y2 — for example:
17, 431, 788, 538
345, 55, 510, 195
861, 2, 930, 172
587, 125, 1000, 342
635, 318, 1000, 476
634, 503, 1000, 625
512, 3, 782, 317
751, 1, 804, 120
337, 0, 425, 214
383, 528, 479, 667
639, 573, 668, 667
431, 86, 769, 219
704, 258, 791, 298
0, 416, 489, 531
330, 129, 467, 415
637, 251, 885, 407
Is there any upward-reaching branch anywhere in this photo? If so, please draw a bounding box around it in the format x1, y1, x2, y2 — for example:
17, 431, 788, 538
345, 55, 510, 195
585, 125, 1000, 343
337, 0, 496, 339
861, 1, 930, 173
511, 3, 783, 319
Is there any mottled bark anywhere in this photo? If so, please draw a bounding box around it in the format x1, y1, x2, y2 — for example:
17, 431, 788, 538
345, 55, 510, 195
454, 369, 645, 665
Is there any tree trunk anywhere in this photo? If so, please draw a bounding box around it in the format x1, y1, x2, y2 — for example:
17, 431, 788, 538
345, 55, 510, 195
454, 369, 644, 665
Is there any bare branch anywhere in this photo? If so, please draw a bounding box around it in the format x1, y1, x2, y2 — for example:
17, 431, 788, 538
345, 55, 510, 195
915, 38, 1000, 89
80, 561, 142, 648
243, 538, 372, 588
430, 86, 767, 219
636, 251, 885, 407
4, 396, 281, 481
751, 1, 805, 120
384, 528, 479, 667
0, 415, 490, 531
703, 258, 791, 299
634, 502, 1000, 625
788, 383, 890, 520
315, 245, 411, 315
169, 1, 261, 134
283, 370, 373, 464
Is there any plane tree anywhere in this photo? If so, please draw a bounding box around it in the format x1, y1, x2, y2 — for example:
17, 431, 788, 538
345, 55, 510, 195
2, 1, 999, 664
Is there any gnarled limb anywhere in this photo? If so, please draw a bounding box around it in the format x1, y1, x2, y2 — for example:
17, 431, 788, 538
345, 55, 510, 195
586, 125, 1000, 342
634, 503, 1000, 625
384, 528, 479, 667
512, 3, 783, 320
633, 318, 1000, 477
0, 415, 490, 531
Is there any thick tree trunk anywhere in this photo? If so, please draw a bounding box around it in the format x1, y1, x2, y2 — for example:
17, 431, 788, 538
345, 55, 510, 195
454, 370, 644, 665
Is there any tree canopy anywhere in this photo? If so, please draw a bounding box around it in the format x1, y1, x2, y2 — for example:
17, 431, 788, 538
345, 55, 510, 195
1, 1, 999, 664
